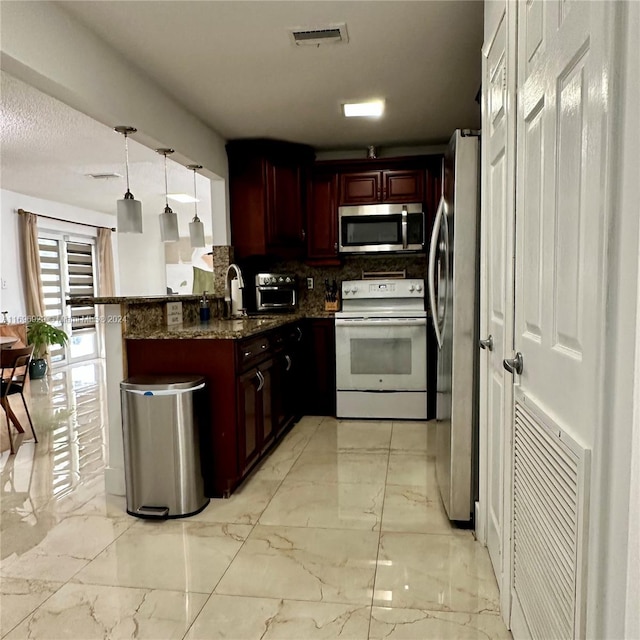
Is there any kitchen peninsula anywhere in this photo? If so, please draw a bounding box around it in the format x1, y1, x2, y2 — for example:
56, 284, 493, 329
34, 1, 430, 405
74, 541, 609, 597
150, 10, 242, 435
68, 295, 334, 498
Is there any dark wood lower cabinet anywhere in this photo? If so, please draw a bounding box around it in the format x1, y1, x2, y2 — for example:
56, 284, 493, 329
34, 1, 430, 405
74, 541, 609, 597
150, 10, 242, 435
126, 321, 309, 498
124, 317, 438, 498
237, 365, 264, 475
302, 318, 336, 416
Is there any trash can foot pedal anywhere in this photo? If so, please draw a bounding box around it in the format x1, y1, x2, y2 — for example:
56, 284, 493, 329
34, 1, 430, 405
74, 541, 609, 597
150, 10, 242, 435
135, 506, 169, 518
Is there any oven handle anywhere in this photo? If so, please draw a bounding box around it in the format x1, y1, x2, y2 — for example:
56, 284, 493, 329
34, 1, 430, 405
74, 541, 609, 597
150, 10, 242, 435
428, 196, 445, 349
335, 318, 427, 327
257, 286, 295, 291
260, 302, 293, 308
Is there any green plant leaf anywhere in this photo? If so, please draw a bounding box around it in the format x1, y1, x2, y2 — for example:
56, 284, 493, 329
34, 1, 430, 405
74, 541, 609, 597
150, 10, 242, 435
27, 318, 69, 359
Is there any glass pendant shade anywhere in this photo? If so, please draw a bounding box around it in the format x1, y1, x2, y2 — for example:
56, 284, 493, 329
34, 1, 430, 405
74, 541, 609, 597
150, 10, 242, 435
187, 164, 205, 248
115, 126, 143, 234
189, 217, 205, 247
159, 204, 179, 242
157, 148, 179, 242
117, 191, 143, 233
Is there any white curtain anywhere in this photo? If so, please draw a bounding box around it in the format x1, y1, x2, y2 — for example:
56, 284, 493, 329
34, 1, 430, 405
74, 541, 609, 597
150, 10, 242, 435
97, 228, 116, 296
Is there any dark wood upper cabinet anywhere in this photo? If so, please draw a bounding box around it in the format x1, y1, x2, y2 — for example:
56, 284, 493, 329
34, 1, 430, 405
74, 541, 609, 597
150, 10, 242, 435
339, 171, 381, 205
227, 139, 314, 260
339, 168, 425, 205
227, 141, 442, 263
306, 170, 340, 265
383, 169, 425, 203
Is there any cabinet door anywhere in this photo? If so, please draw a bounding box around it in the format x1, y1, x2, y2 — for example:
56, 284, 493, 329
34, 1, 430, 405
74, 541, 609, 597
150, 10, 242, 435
237, 368, 261, 473
271, 354, 287, 438
228, 155, 269, 260
303, 319, 336, 416
267, 160, 305, 256
339, 171, 381, 205
281, 347, 302, 427
227, 139, 313, 260
383, 169, 424, 203
307, 171, 340, 264
258, 358, 275, 451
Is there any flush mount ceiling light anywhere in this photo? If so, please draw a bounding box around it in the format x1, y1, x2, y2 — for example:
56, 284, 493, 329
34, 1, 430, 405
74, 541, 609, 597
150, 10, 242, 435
114, 126, 143, 233
342, 100, 385, 118
187, 164, 205, 248
156, 148, 179, 242
88, 172, 122, 180
167, 193, 198, 204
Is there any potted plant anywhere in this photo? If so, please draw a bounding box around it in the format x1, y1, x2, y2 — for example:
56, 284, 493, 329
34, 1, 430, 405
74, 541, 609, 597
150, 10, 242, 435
26, 319, 68, 379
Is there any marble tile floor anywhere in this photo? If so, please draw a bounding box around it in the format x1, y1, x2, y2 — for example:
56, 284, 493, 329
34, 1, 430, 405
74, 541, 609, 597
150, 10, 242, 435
1, 360, 511, 639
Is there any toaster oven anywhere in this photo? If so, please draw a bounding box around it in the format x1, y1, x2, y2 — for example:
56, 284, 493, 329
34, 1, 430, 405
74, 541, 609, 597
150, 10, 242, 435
255, 273, 297, 312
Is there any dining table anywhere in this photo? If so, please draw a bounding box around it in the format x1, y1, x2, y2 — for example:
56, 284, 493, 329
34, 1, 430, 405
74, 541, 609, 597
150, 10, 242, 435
0, 336, 18, 349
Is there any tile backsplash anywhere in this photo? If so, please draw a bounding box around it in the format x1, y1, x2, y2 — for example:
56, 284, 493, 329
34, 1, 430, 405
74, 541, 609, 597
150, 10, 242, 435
273, 254, 428, 315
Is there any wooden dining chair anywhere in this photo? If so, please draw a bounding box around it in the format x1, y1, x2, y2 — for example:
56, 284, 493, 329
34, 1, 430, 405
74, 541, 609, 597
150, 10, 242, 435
1, 345, 36, 454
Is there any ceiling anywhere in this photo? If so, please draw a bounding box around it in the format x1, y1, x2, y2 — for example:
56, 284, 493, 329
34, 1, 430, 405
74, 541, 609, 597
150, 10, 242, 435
0, 1, 483, 215
0, 71, 212, 220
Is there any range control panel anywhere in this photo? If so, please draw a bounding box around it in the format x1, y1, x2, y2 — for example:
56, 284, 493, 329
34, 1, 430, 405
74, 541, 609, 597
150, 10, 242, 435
342, 279, 425, 299
255, 273, 296, 287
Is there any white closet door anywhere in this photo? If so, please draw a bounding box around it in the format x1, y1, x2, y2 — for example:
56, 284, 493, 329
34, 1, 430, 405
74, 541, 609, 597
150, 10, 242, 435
510, 1, 615, 638
479, 3, 516, 623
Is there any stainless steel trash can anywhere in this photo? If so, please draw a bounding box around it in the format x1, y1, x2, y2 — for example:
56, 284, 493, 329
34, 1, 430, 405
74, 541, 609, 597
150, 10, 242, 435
120, 375, 209, 519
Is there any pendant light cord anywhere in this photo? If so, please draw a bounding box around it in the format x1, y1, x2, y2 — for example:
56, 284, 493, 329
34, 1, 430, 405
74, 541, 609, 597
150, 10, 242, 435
164, 152, 169, 207
124, 133, 131, 193
192, 168, 199, 221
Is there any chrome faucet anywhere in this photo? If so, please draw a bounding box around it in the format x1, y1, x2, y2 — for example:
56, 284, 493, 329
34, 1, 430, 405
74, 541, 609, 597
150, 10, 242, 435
224, 263, 245, 318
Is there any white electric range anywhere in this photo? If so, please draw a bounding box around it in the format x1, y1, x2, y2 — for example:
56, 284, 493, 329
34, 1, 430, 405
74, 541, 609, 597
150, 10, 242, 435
335, 278, 427, 419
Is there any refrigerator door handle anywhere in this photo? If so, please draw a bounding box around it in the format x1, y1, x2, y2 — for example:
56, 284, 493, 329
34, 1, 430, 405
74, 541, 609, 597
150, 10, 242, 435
439, 210, 450, 345
428, 196, 445, 349
401, 207, 408, 248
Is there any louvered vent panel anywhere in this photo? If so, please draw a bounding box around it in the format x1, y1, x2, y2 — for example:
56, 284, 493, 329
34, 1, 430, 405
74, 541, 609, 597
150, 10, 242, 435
294, 28, 341, 42
513, 399, 590, 640
289, 23, 349, 47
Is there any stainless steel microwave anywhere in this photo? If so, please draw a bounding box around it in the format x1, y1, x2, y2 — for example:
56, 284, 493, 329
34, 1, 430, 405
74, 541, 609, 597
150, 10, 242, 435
338, 203, 425, 254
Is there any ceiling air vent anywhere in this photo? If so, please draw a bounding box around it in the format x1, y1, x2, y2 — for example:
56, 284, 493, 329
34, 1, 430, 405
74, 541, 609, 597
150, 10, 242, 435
289, 23, 349, 47
87, 172, 122, 180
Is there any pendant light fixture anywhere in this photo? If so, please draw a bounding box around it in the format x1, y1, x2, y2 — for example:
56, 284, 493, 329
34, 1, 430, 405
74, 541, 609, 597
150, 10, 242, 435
187, 164, 205, 248
114, 126, 143, 233
156, 148, 179, 242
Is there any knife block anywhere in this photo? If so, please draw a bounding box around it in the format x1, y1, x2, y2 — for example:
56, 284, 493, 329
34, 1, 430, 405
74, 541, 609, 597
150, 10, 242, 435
324, 298, 340, 312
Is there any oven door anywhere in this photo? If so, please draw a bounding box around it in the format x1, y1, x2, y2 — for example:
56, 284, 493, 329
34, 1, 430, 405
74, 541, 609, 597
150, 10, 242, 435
335, 317, 427, 391
256, 287, 296, 311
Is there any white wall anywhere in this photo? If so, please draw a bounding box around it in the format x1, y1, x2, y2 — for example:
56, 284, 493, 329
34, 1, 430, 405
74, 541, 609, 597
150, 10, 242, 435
0, 0, 230, 244
116, 218, 167, 297
0, 189, 124, 318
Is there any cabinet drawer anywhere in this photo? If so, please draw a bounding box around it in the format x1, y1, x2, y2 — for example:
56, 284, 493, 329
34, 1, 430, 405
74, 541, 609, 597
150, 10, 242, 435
238, 335, 271, 370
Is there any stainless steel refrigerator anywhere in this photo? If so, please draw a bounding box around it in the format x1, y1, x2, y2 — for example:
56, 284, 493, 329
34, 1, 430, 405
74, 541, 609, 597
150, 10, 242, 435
428, 129, 480, 522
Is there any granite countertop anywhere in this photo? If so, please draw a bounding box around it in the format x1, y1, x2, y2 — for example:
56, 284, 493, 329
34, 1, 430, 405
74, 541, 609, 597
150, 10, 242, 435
125, 313, 307, 340
67, 295, 204, 305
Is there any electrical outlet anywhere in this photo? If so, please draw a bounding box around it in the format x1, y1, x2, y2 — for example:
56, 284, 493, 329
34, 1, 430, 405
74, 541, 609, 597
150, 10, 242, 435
1, 279, 6, 290
306, 277, 314, 290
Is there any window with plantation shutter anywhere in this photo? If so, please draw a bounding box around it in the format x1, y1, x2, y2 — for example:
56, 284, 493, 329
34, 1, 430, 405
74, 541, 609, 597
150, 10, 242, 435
38, 234, 98, 365
38, 237, 66, 364
66, 241, 96, 331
